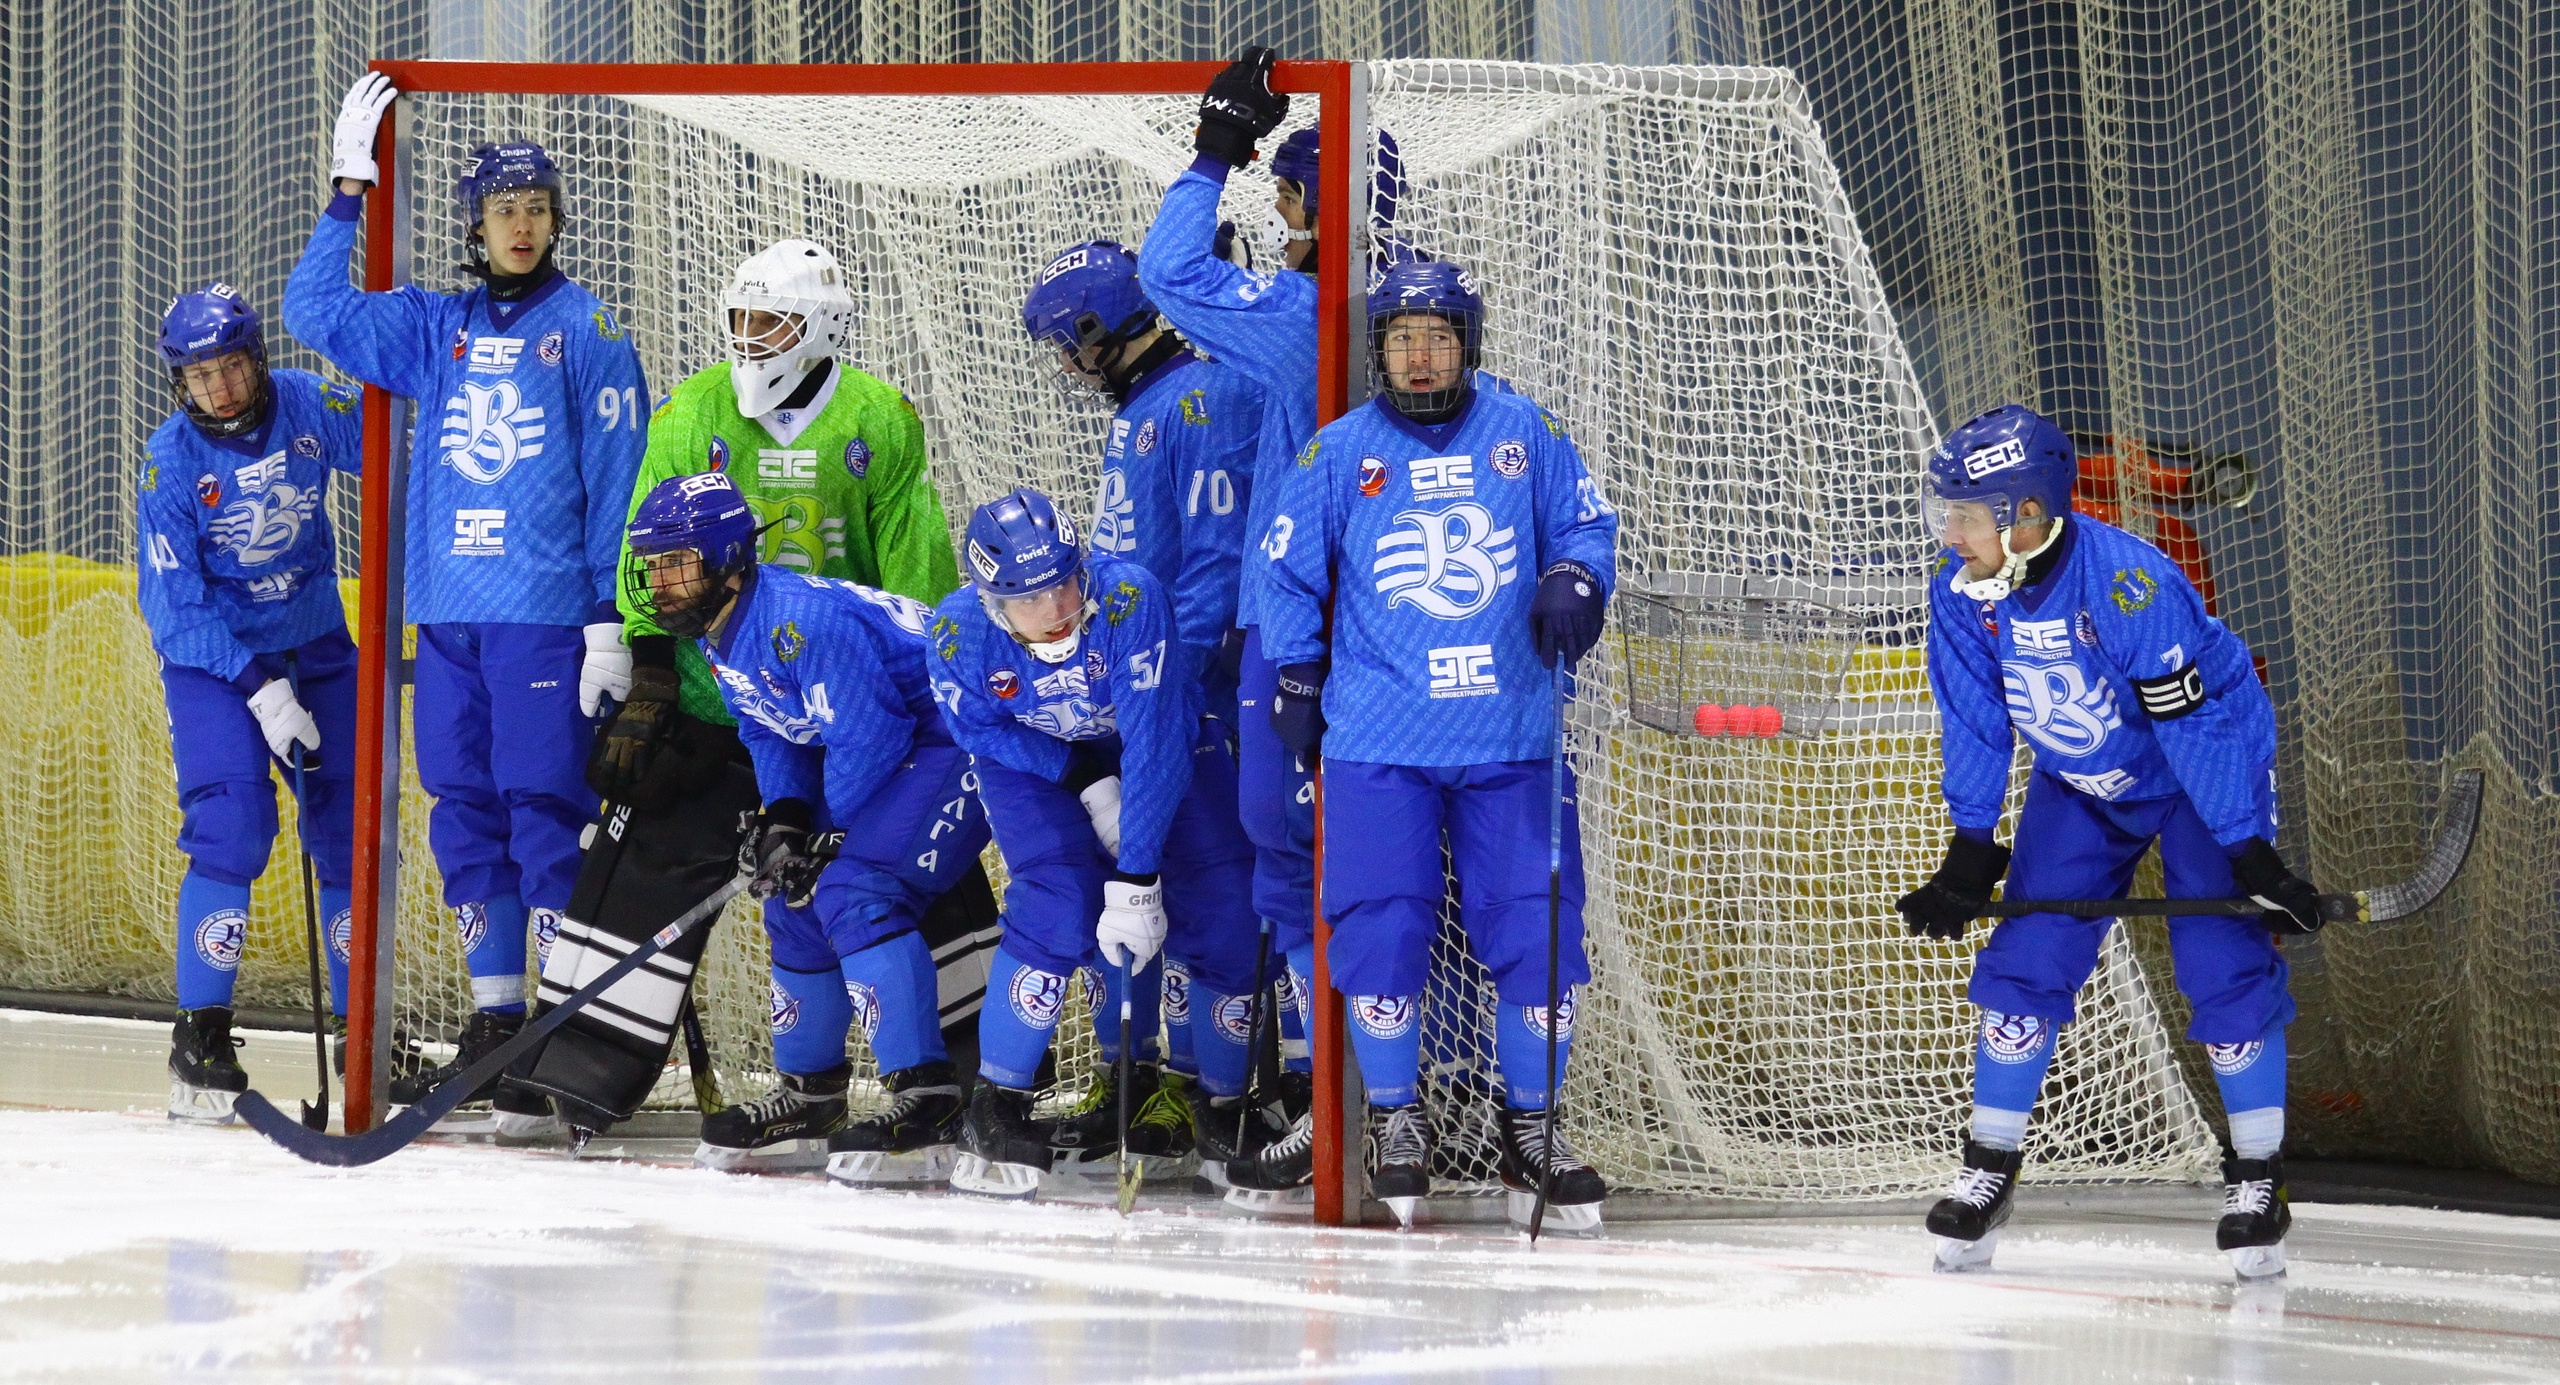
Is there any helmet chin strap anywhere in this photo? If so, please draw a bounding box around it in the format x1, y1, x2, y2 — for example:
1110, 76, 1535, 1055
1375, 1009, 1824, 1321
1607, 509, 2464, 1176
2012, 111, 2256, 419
1950, 515, 2064, 603
983, 591, 1099, 664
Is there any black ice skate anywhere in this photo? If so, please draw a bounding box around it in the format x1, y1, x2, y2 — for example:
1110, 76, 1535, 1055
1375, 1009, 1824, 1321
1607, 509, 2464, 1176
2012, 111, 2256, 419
950, 1081, 1052, 1198
1049, 1060, 1158, 1169
824, 1061, 963, 1187
2217, 1156, 2292, 1280
1368, 1103, 1433, 1229
693, 1063, 849, 1171
1430, 1084, 1506, 1185
1926, 1139, 2023, 1272
168, 1007, 249, 1125
1499, 1105, 1606, 1235
1196, 1075, 1294, 1192
387, 1010, 559, 1140
1121, 1070, 1201, 1177
1223, 1104, 1317, 1216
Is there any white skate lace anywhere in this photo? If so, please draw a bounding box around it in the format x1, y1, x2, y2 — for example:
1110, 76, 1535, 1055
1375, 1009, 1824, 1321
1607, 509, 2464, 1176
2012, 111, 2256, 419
2223, 1177, 2275, 1218
738, 1081, 818, 1125
1257, 1109, 1315, 1165
1511, 1112, 1587, 1174
1946, 1165, 2008, 1209
1375, 1106, 1429, 1167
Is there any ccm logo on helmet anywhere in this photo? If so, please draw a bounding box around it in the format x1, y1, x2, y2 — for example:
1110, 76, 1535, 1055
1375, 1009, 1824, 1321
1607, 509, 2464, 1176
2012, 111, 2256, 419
1962, 438, 2028, 480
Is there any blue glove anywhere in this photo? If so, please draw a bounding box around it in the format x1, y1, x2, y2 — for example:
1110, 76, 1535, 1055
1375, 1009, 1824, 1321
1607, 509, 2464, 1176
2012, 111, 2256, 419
1530, 560, 1607, 669
1270, 661, 1327, 757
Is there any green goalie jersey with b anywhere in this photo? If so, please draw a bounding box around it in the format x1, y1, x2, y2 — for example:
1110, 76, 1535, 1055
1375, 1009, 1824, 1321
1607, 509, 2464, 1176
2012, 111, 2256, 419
619, 360, 963, 723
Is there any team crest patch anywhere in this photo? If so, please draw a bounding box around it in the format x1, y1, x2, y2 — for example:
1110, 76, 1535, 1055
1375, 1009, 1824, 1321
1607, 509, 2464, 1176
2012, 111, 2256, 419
1979, 1012, 2053, 1065
843, 437, 872, 478
1522, 991, 1578, 1041
1358, 456, 1389, 497
845, 979, 881, 1041
1490, 440, 1530, 479
293, 433, 322, 459
196, 474, 221, 507
1079, 968, 1107, 1016
2074, 611, 2099, 647
1161, 960, 1191, 1023
1102, 581, 1141, 627
327, 907, 353, 964
1010, 966, 1069, 1030
988, 668, 1020, 699
2111, 567, 2158, 613
1351, 994, 1416, 1040
537, 331, 565, 366
1085, 647, 1108, 683
1135, 418, 1158, 454
2205, 1040, 2263, 1076
707, 436, 730, 472
530, 908, 561, 968
592, 309, 624, 341
772, 620, 806, 663
1977, 601, 1999, 636
452, 901, 489, 952
1212, 994, 1257, 1044
323, 384, 358, 413
768, 981, 801, 1035
194, 909, 248, 972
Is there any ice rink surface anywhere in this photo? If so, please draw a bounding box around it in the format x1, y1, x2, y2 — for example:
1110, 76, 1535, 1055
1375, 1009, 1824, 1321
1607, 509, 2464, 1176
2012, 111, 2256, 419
5, 1011, 2557, 1384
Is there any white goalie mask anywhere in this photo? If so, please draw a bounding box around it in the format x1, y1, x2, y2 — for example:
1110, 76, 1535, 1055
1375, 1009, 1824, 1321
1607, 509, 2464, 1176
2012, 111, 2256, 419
724, 239, 854, 418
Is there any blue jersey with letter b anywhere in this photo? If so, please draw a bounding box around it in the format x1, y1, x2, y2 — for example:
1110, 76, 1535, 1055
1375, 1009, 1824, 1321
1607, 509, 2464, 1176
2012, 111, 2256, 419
699, 564, 947, 828
1259, 389, 1619, 766
926, 553, 1201, 875
284, 196, 648, 626
136, 369, 364, 681
1087, 351, 1262, 680
1925, 516, 2276, 846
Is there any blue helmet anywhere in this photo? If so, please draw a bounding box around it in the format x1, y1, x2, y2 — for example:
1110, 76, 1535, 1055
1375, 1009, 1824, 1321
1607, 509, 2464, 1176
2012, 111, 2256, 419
1270, 125, 1404, 231
1022, 240, 1158, 397
1925, 404, 2078, 533
624, 471, 759, 637
1370, 259, 1484, 417
458, 141, 565, 251
964, 487, 1084, 599
158, 282, 271, 439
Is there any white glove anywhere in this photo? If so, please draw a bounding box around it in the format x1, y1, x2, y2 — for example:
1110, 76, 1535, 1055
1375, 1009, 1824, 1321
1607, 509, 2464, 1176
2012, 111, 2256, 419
1078, 775, 1124, 856
246, 678, 321, 762
1097, 878, 1167, 972
330, 73, 399, 187
578, 622, 632, 717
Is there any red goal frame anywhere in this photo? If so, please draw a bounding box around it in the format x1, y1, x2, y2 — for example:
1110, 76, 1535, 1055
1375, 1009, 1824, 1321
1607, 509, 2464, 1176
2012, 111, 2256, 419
345, 58, 1368, 1223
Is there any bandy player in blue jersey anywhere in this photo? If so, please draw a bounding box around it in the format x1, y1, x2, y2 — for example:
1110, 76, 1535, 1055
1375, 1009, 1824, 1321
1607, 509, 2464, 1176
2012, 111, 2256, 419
1247, 261, 1620, 1230
1019, 239, 1270, 1172
1897, 405, 2324, 1280
926, 491, 1260, 1198
137, 284, 363, 1123
1139, 48, 1416, 1148
618, 472, 990, 1184
284, 75, 648, 1133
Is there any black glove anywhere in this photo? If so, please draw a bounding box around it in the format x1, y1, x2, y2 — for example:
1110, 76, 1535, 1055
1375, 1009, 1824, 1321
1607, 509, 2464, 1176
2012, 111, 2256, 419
1271, 661, 1327, 757
1896, 833, 2011, 940
585, 656, 680, 804
1205, 627, 1248, 696
1530, 560, 1607, 669
1195, 47, 1290, 168
745, 799, 824, 908
1212, 219, 1253, 270
2229, 837, 2324, 935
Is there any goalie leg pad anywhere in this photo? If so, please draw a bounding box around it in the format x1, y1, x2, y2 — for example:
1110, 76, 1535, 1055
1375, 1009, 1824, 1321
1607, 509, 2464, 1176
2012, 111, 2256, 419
508, 752, 757, 1123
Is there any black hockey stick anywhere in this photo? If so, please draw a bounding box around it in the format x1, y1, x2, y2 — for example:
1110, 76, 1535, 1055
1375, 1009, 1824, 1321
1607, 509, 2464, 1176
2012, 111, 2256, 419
1234, 917, 1273, 1157
680, 997, 725, 1114
235, 871, 748, 1167
1981, 770, 2483, 925
1115, 958, 1141, 1215
1529, 672, 1567, 1245
285, 654, 329, 1133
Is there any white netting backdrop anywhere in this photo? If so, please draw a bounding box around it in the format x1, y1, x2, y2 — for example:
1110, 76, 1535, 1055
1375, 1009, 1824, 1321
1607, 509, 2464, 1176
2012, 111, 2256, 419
352, 61, 2213, 1197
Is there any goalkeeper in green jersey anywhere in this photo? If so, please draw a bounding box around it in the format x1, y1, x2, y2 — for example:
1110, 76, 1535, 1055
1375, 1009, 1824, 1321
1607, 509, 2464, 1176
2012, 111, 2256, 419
513, 240, 992, 1142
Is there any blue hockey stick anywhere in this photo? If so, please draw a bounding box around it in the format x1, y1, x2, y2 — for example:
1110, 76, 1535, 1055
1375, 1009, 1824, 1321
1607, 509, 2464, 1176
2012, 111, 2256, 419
235, 871, 747, 1167
1529, 668, 1567, 1243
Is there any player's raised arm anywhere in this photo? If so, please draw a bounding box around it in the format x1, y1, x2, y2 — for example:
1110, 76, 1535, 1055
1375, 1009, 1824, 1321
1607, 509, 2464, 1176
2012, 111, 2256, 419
1899, 405, 2310, 1282
283, 75, 440, 396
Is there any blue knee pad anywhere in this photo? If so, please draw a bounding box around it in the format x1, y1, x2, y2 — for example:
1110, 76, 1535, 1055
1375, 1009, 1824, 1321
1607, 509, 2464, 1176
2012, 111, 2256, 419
841, 931, 946, 1076
2205, 1018, 2287, 1117
321, 886, 352, 1018
977, 944, 1072, 1089
1972, 1010, 2061, 1118
1493, 992, 1579, 1110
771, 961, 853, 1075
175, 870, 252, 1011
1162, 958, 1197, 1078
454, 893, 530, 1014
176, 779, 280, 888
1346, 993, 1424, 1107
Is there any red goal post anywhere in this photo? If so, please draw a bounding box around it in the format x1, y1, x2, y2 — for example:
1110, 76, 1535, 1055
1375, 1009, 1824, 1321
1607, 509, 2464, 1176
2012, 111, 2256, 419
341, 58, 1368, 1222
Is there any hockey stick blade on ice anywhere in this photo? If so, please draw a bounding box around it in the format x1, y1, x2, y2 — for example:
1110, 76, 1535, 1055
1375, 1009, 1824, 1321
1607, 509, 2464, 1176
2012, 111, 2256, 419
1984, 769, 2483, 925
236, 873, 748, 1167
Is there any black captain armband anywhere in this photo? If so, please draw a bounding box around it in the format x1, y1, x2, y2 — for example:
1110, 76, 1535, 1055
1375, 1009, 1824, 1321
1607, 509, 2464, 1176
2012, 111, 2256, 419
2132, 663, 2207, 720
